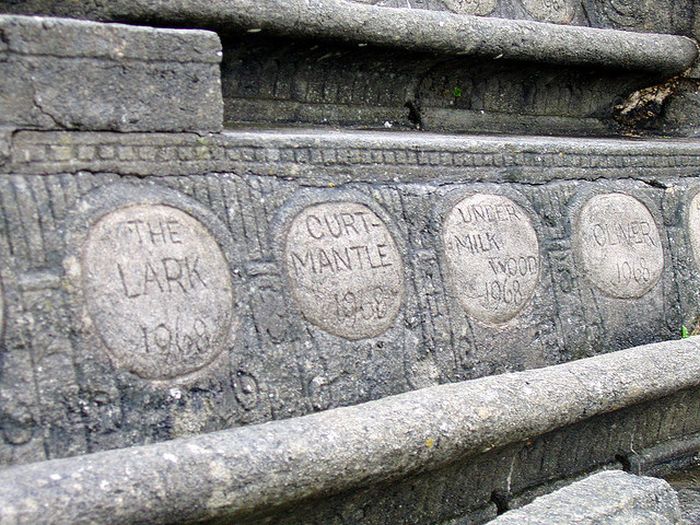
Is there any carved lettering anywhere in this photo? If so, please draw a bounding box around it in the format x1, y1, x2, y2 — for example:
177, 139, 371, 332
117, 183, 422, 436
443, 194, 540, 324
521, 0, 576, 23
284, 202, 404, 339
575, 193, 663, 299
82, 204, 234, 380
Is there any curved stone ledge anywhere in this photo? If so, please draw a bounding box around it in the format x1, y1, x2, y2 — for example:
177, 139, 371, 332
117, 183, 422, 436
1, 0, 697, 75
2, 338, 700, 525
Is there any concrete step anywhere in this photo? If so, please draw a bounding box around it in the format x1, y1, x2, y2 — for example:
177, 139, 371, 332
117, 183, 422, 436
0, 15, 223, 133
2, 338, 700, 524
1, 5, 696, 135
0, 126, 699, 467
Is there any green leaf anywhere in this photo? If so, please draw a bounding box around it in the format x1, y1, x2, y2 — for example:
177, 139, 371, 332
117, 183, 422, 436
453, 86, 462, 98
682, 325, 690, 339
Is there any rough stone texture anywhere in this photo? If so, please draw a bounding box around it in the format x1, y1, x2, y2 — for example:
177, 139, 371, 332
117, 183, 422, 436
489, 471, 683, 524
0, 15, 223, 132
628, 435, 700, 478
677, 490, 700, 525
349, 0, 696, 34
8, 128, 700, 179
281, 200, 405, 340
1, 129, 700, 465
0, 0, 697, 48
0, 339, 700, 524
79, 201, 236, 380
441, 192, 540, 324
0, 339, 700, 525
264, 385, 700, 525
2, 3, 697, 136
665, 465, 700, 525
574, 193, 664, 299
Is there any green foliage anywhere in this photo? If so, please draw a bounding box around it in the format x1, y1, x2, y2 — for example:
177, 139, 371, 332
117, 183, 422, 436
453, 86, 462, 98
682, 325, 690, 339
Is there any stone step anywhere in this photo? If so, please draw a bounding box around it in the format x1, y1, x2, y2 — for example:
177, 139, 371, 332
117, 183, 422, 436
0, 0, 695, 71
1, 0, 697, 37
0, 15, 223, 133
1, 338, 700, 525
490, 471, 683, 525
0, 126, 699, 467
1, 4, 696, 135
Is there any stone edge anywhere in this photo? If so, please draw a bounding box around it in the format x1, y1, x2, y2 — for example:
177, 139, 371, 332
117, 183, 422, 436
0, 13, 222, 63
1, 338, 700, 524
0, 0, 695, 74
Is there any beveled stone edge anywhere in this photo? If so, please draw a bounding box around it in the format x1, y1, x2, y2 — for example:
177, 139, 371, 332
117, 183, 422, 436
490, 471, 681, 524
0, 13, 222, 63
1, 337, 700, 525
6, 128, 700, 183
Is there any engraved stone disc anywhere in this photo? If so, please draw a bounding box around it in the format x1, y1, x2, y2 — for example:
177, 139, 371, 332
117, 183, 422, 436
442, 0, 497, 15
575, 193, 663, 299
521, 0, 576, 23
284, 202, 404, 340
443, 194, 540, 324
82, 205, 234, 380
687, 193, 700, 270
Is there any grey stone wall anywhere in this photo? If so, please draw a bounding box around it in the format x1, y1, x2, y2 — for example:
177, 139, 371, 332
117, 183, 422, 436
0, 15, 223, 133
1, 128, 700, 465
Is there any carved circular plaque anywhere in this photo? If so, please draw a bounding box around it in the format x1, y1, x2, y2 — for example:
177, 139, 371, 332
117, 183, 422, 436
443, 194, 540, 324
575, 194, 663, 299
82, 204, 234, 380
284, 202, 404, 340
687, 193, 700, 270
443, 0, 497, 15
521, 0, 576, 23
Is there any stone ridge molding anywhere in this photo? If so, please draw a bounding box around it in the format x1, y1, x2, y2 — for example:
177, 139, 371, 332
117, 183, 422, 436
0, 1, 697, 75
490, 471, 683, 524
8, 128, 700, 181
1, 338, 700, 525
0, 15, 223, 132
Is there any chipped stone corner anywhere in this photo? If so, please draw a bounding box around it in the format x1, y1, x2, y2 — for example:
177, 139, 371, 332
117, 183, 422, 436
614, 77, 684, 134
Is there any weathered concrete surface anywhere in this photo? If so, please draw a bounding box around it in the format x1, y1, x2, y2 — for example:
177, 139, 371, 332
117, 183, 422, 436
490, 471, 683, 524
0, 339, 700, 525
2, 128, 700, 467
0, 1, 695, 74
2, 0, 696, 37
665, 465, 700, 525
7, 128, 700, 179
0, 15, 223, 132
2, 4, 697, 136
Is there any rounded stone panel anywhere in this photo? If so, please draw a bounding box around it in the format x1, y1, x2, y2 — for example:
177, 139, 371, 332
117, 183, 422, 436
442, 193, 540, 324
575, 193, 663, 299
688, 192, 700, 270
82, 204, 234, 380
284, 202, 404, 340
521, 0, 576, 23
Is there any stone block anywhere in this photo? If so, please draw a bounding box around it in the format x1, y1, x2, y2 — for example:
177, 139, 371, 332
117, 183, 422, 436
0, 15, 223, 132
490, 471, 683, 525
